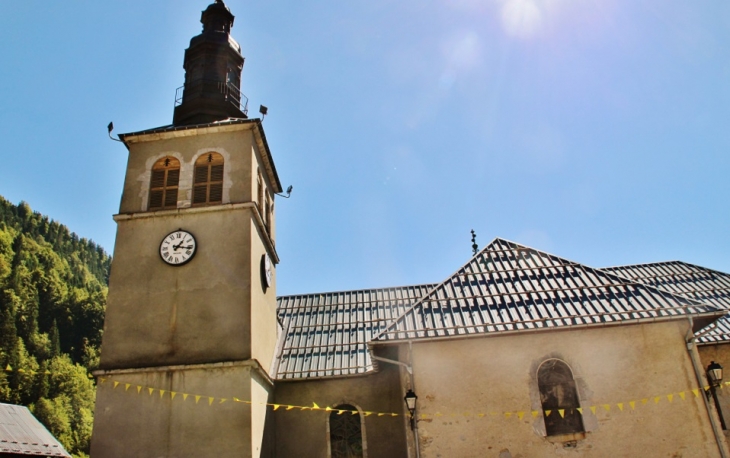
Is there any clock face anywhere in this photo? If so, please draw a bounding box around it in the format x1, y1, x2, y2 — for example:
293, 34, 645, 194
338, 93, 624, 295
261, 253, 273, 289
160, 229, 197, 266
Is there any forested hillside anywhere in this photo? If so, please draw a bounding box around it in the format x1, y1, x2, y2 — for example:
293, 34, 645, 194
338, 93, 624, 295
0, 196, 110, 457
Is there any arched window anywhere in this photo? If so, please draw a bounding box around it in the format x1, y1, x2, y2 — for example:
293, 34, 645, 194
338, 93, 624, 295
329, 404, 363, 458
149, 156, 180, 210
193, 152, 224, 205
257, 169, 264, 211
538, 359, 584, 436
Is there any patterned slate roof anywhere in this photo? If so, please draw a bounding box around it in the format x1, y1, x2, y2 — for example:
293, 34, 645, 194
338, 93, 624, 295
602, 261, 730, 344
274, 239, 726, 380
374, 239, 720, 342
0, 403, 71, 457
274, 284, 436, 380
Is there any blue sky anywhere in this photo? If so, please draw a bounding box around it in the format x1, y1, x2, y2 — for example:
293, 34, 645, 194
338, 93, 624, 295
0, 1, 728, 295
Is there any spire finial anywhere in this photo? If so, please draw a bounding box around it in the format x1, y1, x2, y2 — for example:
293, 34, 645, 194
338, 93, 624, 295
471, 230, 478, 256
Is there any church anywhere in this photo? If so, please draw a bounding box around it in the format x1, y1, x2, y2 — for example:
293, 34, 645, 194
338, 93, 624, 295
89, 2, 730, 457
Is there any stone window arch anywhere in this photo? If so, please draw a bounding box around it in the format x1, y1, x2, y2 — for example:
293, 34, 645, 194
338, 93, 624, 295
193, 152, 224, 205
149, 156, 180, 210
538, 359, 584, 436
328, 404, 365, 458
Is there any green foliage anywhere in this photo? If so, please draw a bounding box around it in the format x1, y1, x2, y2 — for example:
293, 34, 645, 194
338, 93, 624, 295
0, 196, 109, 457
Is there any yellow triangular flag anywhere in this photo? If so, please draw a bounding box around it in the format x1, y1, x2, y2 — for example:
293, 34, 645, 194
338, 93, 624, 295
641, 398, 649, 405
195, 395, 201, 404
517, 411, 525, 420
4, 365, 11, 372
629, 401, 636, 410
364, 412, 373, 417
219, 398, 227, 404
532, 410, 540, 418
136, 386, 142, 394
171, 392, 177, 400
692, 389, 699, 398
504, 412, 512, 419
667, 394, 673, 403
654, 396, 661, 404
679, 392, 686, 400
159, 390, 166, 398
208, 397, 214, 406
312, 402, 321, 410
325, 407, 333, 412
617, 403, 624, 411
183, 393, 189, 401
125, 383, 131, 391
726, 381, 730, 387
590, 406, 597, 415
704, 385, 710, 391
113, 381, 120, 389
545, 410, 552, 417
148, 388, 154, 395
391, 413, 398, 417
558, 410, 565, 418
17, 369, 24, 374
286, 406, 295, 411
377, 413, 386, 417
603, 404, 610, 411
576, 407, 583, 415
435, 413, 443, 417
100, 377, 107, 384
337, 410, 345, 415
477, 413, 485, 418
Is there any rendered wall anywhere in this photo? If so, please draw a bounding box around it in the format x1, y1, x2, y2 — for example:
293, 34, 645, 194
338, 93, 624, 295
274, 364, 409, 458
119, 126, 259, 213
409, 320, 724, 458
99, 210, 254, 369
90, 363, 272, 458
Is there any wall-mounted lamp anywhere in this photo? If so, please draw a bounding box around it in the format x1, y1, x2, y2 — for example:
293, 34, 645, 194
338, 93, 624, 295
107, 122, 123, 143
708, 361, 723, 387
276, 185, 293, 199
706, 361, 726, 430
404, 389, 418, 430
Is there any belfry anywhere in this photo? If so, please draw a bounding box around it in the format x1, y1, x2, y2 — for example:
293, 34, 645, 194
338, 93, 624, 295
90, 1, 281, 456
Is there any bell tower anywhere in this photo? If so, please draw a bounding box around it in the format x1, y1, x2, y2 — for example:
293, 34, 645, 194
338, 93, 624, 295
173, 0, 247, 125
90, 2, 281, 457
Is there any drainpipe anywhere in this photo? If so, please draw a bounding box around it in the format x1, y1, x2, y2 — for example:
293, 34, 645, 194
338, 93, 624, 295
686, 317, 729, 458
371, 342, 421, 458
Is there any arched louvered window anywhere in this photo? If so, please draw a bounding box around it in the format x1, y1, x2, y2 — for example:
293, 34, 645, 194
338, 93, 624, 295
193, 152, 224, 205
257, 169, 264, 211
538, 359, 584, 436
264, 193, 271, 233
329, 404, 364, 458
149, 157, 180, 210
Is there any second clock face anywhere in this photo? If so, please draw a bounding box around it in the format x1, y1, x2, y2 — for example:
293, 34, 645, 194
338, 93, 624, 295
160, 229, 197, 266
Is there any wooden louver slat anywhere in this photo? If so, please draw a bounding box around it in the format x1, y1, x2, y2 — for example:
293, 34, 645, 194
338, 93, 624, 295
149, 156, 180, 211
192, 152, 225, 206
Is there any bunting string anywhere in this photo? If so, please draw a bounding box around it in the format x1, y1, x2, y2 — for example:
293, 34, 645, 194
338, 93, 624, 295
4, 365, 724, 421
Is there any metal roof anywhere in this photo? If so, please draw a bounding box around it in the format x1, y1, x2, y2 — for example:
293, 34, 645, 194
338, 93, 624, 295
274, 284, 436, 380
374, 239, 720, 342
0, 403, 71, 457
602, 261, 730, 344
274, 239, 725, 380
